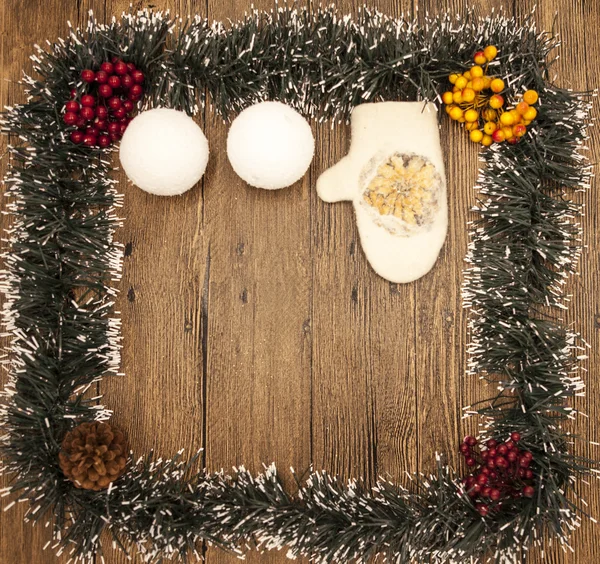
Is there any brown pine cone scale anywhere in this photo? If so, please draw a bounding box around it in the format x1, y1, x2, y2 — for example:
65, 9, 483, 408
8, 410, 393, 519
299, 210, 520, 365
59, 421, 128, 491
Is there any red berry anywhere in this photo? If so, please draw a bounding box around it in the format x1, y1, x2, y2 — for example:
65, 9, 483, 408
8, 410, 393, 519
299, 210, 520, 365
523, 451, 533, 461
80, 106, 95, 121
70, 130, 84, 144
486, 439, 497, 449
81, 69, 95, 83
489, 472, 498, 480
66, 100, 80, 113
100, 61, 114, 75
481, 467, 490, 476
505, 440, 515, 450
76, 116, 87, 129
98, 84, 113, 98
518, 468, 527, 478
476, 503, 489, 517
83, 134, 97, 147
127, 62, 136, 73
525, 469, 534, 480
495, 456, 508, 469
81, 94, 96, 107
464, 436, 477, 447
476, 474, 488, 485
121, 74, 134, 89
465, 457, 476, 467
95, 70, 109, 84
497, 444, 508, 456
108, 75, 121, 89
110, 132, 121, 142
523, 486, 535, 498
510, 432, 521, 443
123, 99, 134, 112
481, 486, 491, 497
486, 458, 495, 469
113, 107, 126, 120
132, 69, 144, 84
108, 97, 122, 110
96, 106, 109, 119
98, 134, 111, 148
94, 119, 107, 131
488, 448, 497, 458
70, 88, 78, 99
507, 451, 518, 463
519, 457, 530, 468
489, 488, 501, 501
468, 483, 481, 496
86, 126, 100, 137
111, 56, 120, 64
129, 84, 143, 98
108, 122, 121, 135
115, 61, 128, 75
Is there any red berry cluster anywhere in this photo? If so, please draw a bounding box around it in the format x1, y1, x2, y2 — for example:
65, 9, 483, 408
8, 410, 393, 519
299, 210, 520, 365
63, 59, 145, 148
460, 432, 536, 517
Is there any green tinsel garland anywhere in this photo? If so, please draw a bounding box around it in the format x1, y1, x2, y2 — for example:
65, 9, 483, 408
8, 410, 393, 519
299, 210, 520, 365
0, 6, 596, 563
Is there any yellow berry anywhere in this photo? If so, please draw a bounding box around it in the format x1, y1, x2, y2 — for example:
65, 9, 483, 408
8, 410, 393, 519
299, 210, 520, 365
484, 45, 498, 61
522, 119, 531, 126
513, 124, 527, 137
471, 77, 485, 92
516, 101, 530, 115
500, 112, 514, 126
442, 91, 454, 105
510, 109, 522, 124
473, 50, 486, 64
465, 109, 479, 122
489, 94, 504, 109
470, 65, 484, 79
490, 78, 505, 93
484, 121, 497, 135
523, 107, 537, 121
449, 106, 464, 121
458, 117, 466, 123
482, 134, 493, 146
462, 88, 476, 103
502, 126, 514, 139
483, 108, 497, 121
463, 71, 472, 81
470, 129, 484, 143
483, 76, 492, 90
455, 76, 468, 90
523, 89, 539, 105
449, 73, 459, 85
453, 91, 463, 104
465, 121, 478, 131
492, 129, 505, 143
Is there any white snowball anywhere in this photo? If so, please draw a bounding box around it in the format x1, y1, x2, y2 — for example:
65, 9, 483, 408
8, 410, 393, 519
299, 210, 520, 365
227, 101, 314, 190
119, 108, 209, 196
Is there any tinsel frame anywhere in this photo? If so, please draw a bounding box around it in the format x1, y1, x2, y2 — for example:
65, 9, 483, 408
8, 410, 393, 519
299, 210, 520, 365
0, 5, 596, 563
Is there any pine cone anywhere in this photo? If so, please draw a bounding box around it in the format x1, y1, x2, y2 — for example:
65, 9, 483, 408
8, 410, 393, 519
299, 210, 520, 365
59, 421, 128, 491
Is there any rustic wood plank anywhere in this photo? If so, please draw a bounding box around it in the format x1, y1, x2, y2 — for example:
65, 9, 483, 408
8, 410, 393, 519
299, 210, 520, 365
413, 0, 507, 490
0, 4, 96, 564
512, 2, 600, 562
202, 0, 312, 562
309, 0, 418, 511
93, 0, 207, 560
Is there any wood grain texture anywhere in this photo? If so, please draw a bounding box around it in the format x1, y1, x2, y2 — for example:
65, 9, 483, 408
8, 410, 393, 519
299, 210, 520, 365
0, 1, 598, 563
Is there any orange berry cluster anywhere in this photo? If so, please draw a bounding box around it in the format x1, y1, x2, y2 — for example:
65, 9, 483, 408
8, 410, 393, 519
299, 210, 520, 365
442, 45, 540, 146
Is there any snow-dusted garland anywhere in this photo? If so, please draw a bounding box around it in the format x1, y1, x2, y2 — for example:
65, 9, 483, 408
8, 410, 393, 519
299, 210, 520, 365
0, 6, 596, 563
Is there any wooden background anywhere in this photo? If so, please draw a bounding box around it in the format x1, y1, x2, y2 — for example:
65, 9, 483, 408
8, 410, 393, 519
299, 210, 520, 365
0, 0, 598, 562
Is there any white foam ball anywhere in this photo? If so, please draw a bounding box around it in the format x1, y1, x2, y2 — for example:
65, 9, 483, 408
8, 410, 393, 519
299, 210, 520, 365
227, 101, 314, 190
119, 108, 209, 196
